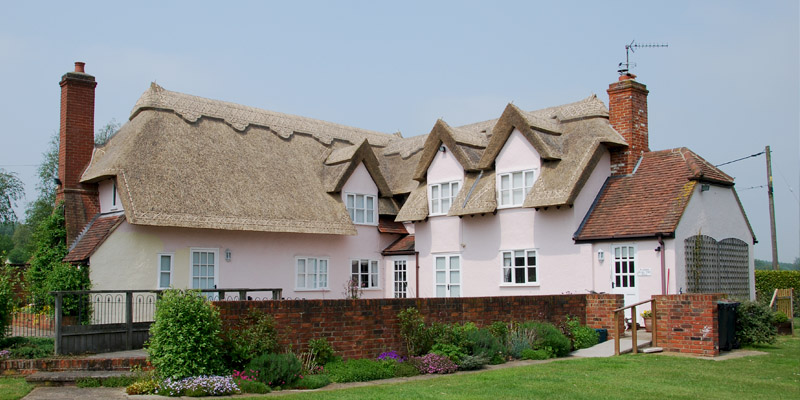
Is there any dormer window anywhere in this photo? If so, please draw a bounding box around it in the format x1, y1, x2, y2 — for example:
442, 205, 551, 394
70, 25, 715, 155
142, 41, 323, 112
111, 182, 118, 209
429, 181, 460, 216
346, 193, 376, 225
498, 170, 535, 207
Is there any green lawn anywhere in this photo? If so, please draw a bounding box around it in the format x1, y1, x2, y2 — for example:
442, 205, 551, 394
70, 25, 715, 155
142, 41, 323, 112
252, 336, 800, 400
0, 378, 32, 400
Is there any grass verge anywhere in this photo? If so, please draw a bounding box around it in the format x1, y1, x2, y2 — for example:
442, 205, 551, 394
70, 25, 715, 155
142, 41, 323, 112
0, 378, 32, 400
243, 335, 799, 400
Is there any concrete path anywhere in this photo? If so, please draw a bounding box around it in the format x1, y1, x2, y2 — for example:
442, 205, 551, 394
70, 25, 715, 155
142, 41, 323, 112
572, 330, 652, 357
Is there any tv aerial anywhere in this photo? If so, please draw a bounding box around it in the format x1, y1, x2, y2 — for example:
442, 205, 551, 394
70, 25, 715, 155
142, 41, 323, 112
618, 40, 668, 75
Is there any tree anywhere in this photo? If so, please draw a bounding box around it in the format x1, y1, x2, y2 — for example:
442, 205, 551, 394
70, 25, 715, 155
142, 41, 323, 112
95, 119, 121, 146
0, 169, 24, 224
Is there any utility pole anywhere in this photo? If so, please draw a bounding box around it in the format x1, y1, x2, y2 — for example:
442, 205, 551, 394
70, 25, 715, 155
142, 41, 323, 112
765, 146, 779, 270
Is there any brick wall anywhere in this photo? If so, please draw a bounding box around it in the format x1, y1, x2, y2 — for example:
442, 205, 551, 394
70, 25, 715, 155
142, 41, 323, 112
215, 294, 622, 360
586, 294, 625, 336
608, 75, 649, 176
653, 294, 726, 356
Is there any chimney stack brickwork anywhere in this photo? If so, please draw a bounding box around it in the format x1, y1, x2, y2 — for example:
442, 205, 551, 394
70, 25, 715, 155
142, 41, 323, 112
607, 75, 649, 176
57, 62, 99, 246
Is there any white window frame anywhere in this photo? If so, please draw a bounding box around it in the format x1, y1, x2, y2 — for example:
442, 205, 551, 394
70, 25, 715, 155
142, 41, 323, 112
497, 169, 536, 208
434, 253, 462, 297
612, 245, 637, 289
345, 193, 377, 225
295, 257, 329, 291
428, 181, 461, 216
111, 181, 118, 210
189, 248, 219, 291
500, 249, 538, 286
157, 253, 173, 289
393, 258, 408, 298
351, 259, 380, 289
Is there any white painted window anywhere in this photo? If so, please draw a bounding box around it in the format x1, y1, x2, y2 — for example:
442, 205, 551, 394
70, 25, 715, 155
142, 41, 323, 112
346, 193, 376, 225
434, 254, 461, 297
393, 259, 408, 298
351, 259, 380, 289
296, 257, 329, 290
612, 245, 636, 288
191, 248, 218, 291
502, 249, 537, 284
157, 253, 173, 289
498, 170, 535, 207
429, 181, 460, 216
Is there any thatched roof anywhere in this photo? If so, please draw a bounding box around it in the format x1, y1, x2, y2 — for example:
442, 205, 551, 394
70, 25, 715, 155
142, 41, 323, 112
396, 95, 626, 221
81, 84, 420, 235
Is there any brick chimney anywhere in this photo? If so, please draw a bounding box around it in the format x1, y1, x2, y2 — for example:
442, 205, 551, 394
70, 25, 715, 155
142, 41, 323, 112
57, 62, 100, 246
607, 73, 649, 175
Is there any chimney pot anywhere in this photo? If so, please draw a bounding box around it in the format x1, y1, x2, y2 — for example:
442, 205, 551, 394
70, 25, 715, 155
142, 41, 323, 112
74, 62, 85, 73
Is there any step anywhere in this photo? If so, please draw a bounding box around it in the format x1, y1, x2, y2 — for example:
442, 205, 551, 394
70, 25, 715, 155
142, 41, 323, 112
25, 370, 135, 386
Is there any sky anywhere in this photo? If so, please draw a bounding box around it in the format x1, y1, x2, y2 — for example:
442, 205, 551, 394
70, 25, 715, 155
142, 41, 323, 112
0, 0, 798, 262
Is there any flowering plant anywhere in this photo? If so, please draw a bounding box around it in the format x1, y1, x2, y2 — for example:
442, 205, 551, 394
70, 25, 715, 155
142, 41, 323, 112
640, 310, 652, 319
156, 375, 241, 397
377, 350, 406, 362
410, 353, 458, 374
232, 369, 259, 382
0, 350, 10, 359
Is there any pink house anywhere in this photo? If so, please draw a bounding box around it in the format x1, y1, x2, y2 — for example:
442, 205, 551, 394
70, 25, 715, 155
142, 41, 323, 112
59, 63, 755, 315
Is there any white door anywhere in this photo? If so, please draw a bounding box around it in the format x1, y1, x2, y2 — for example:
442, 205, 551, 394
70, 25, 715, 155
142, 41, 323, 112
611, 245, 638, 318
435, 255, 461, 297
191, 248, 218, 298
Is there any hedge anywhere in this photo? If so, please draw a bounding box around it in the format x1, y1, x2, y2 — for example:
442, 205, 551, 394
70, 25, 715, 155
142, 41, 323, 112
754, 270, 799, 317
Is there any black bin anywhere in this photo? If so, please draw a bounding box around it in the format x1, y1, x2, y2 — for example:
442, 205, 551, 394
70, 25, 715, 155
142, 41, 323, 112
595, 328, 608, 343
718, 301, 740, 351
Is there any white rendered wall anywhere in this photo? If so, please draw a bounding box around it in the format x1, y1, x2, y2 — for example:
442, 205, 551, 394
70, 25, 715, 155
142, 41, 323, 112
674, 184, 755, 299
89, 162, 415, 299
98, 179, 123, 213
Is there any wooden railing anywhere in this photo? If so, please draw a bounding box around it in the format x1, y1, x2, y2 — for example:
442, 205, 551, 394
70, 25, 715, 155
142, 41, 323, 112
613, 298, 658, 355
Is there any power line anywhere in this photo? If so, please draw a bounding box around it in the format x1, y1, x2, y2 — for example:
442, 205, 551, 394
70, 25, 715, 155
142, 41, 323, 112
739, 184, 767, 191
715, 151, 765, 167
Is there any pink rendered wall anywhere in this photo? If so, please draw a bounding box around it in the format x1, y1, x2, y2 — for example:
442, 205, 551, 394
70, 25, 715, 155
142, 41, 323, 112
416, 129, 614, 298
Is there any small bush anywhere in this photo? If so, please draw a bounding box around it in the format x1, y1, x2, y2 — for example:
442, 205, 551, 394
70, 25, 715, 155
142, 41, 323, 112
1, 337, 54, 359
773, 311, 789, 324
326, 358, 395, 383
564, 316, 599, 350
410, 353, 458, 374
235, 379, 271, 394
75, 378, 101, 388
529, 322, 571, 357
146, 289, 225, 379
489, 321, 509, 343
506, 327, 534, 359
465, 328, 505, 364
308, 338, 337, 366
394, 362, 420, 377
156, 375, 241, 397
0, 267, 15, 338
736, 300, 777, 345
221, 308, 280, 369
247, 352, 303, 388
521, 348, 551, 360
286, 374, 331, 390
458, 354, 489, 370
431, 342, 466, 365
398, 308, 434, 356
125, 379, 159, 395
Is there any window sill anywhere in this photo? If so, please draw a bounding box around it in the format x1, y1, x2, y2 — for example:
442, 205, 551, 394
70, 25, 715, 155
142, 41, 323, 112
499, 283, 540, 288
496, 204, 524, 210
294, 289, 331, 292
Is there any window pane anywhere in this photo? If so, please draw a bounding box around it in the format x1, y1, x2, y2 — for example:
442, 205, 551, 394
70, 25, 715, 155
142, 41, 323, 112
527, 251, 536, 266
436, 271, 446, 284
436, 285, 446, 297
501, 174, 510, 190
192, 277, 199, 288
525, 171, 534, 189
200, 252, 207, 265
513, 172, 522, 188
503, 253, 512, 266
193, 252, 199, 264
515, 268, 525, 283
436, 257, 445, 270
629, 261, 635, 273
528, 267, 536, 282
442, 184, 450, 198
501, 190, 510, 205
615, 276, 621, 287
452, 182, 459, 196
442, 198, 450, 212
450, 256, 460, 270
366, 196, 374, 209
193, 265, 199, 276
622, 247, 627, 257
630, 276, 635, 287
208, 252, 214, 264
160, 255, 170, 271
309, 258, 317, 274
450, 285, 460, 297
355, 209, 364, 223
160, 272, 170, 288
431, 185, 439, 200
352, 260, 359, 273
515, 250, 524, 266
513, 188, 523, 204
370, 273, 378, 287
371, 260, 378, 273
615, 247, 620, 258
356, 195, 364, 208
503, 268, 512, 282
320, 259, 327, 273
349, 209, 355, 221
450, 270, 459, 284
366, 209, 374, 224
347, 194, 354, 208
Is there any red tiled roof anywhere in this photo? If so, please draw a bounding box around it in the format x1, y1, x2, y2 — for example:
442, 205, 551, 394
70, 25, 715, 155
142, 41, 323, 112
64, 213, 125, 263
382, 235, 415, 255
378, 216, 408, 234
574, 148, 734, 241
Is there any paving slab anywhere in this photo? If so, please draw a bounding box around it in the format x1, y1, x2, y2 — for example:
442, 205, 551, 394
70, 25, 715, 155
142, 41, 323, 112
571, 330, 652, 358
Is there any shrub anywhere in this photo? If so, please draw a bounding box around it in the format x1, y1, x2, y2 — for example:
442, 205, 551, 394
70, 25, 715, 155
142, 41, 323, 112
457, 354, 489, 370
431, 342, 466, 365
308, 337, 337, 366
221, 308, 280, 369
125, 379, 159, 395
45, 263, 92, 319
529, 322, 571, 357
377, 350, 406, 362
736, 300, 777, 345
235, 379, 271, 394
0, 337, 54, 359
410, 353, 458, 374
489, 321, 509, 343
394, 362, 420, 377
326, 358, 395, 383
398, 308, 433, 356
465, 328, 505, 364
75, 378, 101, 388
246, 352, 303, 388
521, 348, 551, 360
146, 289, 225, 379
564, 316, 599, 350
286, 374, 331, 389
0, 267, 15, 338
774, 311, 789, 324
506, 324, 535, 359
156, 375, 241, 397
102, 376, 138, 387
